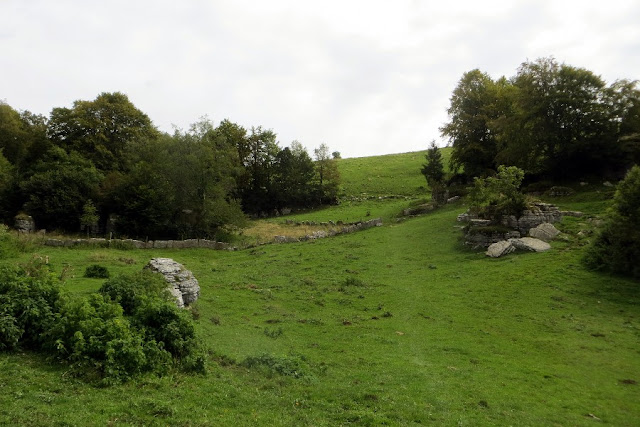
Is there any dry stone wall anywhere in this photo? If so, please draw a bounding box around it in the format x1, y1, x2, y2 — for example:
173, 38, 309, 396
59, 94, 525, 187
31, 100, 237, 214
44, 237, 235, 250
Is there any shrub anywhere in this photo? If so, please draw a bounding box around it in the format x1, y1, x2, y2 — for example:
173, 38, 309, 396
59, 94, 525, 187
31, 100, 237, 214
84, 264, 110, 279
1, 264, 205, 383
584, 165, 640, 278
133, 299, 196, 359
468, 165, 527, 219
99, 271, 169, 315
0, 265, 60, 350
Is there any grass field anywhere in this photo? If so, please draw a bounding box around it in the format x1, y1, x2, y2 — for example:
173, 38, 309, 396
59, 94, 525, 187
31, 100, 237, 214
1, 151, 639, 426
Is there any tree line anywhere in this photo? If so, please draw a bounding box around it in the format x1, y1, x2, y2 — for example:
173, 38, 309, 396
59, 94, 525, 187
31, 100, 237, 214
441, 57, 640, 182
0, 92, 340, 239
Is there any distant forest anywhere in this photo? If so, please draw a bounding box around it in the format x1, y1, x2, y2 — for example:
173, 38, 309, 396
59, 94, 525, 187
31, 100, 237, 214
442, 57, 640, 182
0, 93, 340, 239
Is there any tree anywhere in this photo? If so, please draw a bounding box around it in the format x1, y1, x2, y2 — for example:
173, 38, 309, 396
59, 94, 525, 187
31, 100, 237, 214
21, 147, 103, 231
421, 141, 446, 203
273, 141, 316, 209
80, 200, 99, 237
47, 92, 159, 172
506, 58, 616, 177
441, 69, 500, 179
584, 166, 640, 278
166, 119, 244, 238
608, 79, 640, 169
313, 143, 340, 204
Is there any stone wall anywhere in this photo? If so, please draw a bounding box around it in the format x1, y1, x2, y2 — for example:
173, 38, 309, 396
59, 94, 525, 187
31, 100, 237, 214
274, 218, 383, 243
44, 237, 235, 250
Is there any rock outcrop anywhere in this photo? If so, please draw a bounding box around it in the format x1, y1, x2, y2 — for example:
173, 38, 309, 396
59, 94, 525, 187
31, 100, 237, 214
510, 237, 551, 252
145, 258, 200, 308
486, 240, 516, 258
501, 203, 563, 235
528, 223, 560, 242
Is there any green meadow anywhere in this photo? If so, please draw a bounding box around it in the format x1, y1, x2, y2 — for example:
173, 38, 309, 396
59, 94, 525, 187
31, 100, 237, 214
1, 151, 639, 426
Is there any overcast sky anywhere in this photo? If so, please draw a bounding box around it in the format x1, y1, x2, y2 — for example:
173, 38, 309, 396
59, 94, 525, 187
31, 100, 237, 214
1, 0, 639, 158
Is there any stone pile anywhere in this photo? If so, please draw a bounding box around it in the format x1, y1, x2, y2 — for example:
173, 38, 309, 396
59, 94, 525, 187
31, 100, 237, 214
500, 203, 563, 235
484, 223, 561, 258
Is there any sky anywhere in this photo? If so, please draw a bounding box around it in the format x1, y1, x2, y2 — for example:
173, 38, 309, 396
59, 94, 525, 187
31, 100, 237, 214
1, 0, 639, 158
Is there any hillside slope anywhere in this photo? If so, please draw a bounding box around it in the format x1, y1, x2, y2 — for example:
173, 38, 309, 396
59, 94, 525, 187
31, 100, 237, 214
1, 150, 638, 426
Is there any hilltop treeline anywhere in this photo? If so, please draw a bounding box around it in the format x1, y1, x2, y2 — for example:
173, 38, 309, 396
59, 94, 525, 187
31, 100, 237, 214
0, 93, 339, 239
443, 57, 640, 180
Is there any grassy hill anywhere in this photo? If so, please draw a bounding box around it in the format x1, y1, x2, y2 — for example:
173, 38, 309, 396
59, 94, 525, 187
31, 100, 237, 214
1, 151, 639, 425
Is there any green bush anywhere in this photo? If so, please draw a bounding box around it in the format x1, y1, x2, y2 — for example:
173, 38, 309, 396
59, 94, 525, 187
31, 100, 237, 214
133, 299, 197, 359
1, 264, 204, 383
98, 271, 169, 315
584, 165, 640, 278
84, 264, 110, 279
468, 165, 527, 219
0, 265, 60, 350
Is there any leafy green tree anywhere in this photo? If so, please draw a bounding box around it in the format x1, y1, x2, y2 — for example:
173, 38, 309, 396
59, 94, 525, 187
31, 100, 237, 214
80, 199, 99, 237
273, 141, 316, 209
421, 141, 446, 203
0, 103, 30, 168
166, 119, 245, 238
21, 147, 103, 231
608, 79, 640, 168
441, 69, 500, 179
585, 165, 640, 278
47, 92, 159, 172
313, 143, 340, 204
105, 161, 175, 239
509, 58, 616, 177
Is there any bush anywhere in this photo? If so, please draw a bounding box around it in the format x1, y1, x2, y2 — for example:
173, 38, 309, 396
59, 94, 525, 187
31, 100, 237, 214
584, 165, 640, 278
133, 299, 196, 359
84, 264, 110, 279
1, 264, 205, 383
0, 265, 60, 350
468, 165, 527, 219
98, 271, 169, 315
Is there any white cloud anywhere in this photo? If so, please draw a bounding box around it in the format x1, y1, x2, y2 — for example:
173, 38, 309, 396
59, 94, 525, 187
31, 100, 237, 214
1, 0, 638, 158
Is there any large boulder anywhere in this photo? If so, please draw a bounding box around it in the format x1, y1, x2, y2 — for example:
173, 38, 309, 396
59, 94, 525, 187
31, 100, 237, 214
486, 240, 515, 258
509, 237, 551, 252
145, 258, 200, 308
529, 223, 560, 242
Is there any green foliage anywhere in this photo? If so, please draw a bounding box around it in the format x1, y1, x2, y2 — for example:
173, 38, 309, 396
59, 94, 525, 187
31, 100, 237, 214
84, 264, 110, 279
0, 224, 18, 260
421, 141, 445, 185
585, 165, 640, 277
21, 147, 103, 232
0, 262, 203, 383
421, 141, 447, 203
47, 92, 159, 172
80, 200, 99, 236
468, 165, 526, 218
441, 69, 499, 178
98, 271, 168, 315
442, 57, 639, 180
133, 299, 197, 360
0, 264, 60, 350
